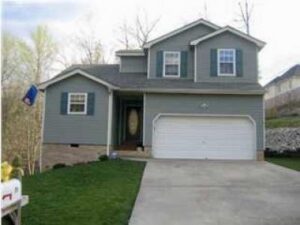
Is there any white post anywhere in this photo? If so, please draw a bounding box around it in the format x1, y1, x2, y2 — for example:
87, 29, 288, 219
106, 90, 113, 156
40, 90, 46, 172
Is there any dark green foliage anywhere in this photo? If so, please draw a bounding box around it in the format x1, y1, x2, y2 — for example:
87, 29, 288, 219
52, 163, 67, 169
21, 160, 145, 225
99, 154, 109, 161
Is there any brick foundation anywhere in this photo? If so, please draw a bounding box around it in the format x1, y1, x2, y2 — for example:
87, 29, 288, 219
42, 144, 107, 170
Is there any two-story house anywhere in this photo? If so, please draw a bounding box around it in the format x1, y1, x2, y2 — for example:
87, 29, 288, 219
264, 64, 300, 116
38, 19, 266, 169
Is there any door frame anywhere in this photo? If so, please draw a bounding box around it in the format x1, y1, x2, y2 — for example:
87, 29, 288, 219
152, 113, 257, 159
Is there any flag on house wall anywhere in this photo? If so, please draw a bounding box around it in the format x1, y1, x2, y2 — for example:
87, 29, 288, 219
22, 85, 38, 106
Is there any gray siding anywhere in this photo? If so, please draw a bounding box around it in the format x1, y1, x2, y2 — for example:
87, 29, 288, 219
144, 93, 264, 150
120, 56, 147, 73
149, 24, 215, 79
196, 32, 258, 83
43, 75, 109, 145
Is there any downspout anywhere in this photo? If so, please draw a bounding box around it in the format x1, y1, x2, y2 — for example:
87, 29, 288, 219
106, 89, 113, 156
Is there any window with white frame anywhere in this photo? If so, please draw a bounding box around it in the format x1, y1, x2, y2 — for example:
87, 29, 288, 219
218, 49, 236, 76
68, 93, 87, 114
163, 51, 180, 77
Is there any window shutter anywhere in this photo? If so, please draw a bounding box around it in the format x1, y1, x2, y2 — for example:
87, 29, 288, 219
236, 49, 243, 77
180, 51, 188, 78
210, 49, 218, 77
87, 93, 95, 115
60, 92, 68, 115
156, 51, 163, 77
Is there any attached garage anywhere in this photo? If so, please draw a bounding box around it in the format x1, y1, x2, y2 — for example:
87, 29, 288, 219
152, 115, 256, 160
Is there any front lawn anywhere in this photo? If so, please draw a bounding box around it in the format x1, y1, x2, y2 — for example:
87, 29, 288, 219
266, 157, 300, 171
21, 160, 145, 225
266, 116, 300, 129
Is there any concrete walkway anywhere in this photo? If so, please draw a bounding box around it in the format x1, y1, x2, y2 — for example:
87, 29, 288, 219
129, 160, 300, 225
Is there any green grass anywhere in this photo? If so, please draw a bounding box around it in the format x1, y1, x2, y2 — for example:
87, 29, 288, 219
266, 157, 300, 171
266, 116, 300, 129
21, 160, 145, 225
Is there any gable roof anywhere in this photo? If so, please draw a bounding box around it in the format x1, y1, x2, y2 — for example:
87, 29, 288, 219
143, 18, 220, 48
265, 64, 300, 88
190, 26, 266, 49
38, 64, 264, 95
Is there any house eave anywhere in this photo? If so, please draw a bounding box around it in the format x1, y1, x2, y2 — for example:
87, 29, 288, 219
144, 19, 220, 48
190, 26, 266, 49
119, 88, 265, 95
37, 69, 119, 91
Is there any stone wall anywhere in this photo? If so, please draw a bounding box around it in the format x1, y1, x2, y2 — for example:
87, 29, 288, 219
266, 128, 300, 151
42, 144, 107, 170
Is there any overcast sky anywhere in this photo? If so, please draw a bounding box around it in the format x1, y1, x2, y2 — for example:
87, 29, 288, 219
2, 0, 300, 85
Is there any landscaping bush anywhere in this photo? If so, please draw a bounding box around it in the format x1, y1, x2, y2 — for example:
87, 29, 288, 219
52, 163, 67, 169
98, 154, 109, 161
265, 148, 300, 158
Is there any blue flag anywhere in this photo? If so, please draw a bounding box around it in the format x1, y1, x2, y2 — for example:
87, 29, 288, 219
22, 85, 38, 106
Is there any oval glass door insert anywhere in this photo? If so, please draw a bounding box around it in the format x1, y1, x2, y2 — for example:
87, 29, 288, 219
128, 109, 139, 135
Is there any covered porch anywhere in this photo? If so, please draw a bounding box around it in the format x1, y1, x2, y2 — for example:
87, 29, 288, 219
111, 92, 149, 157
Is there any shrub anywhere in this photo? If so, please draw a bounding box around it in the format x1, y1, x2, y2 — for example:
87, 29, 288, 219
98, 154, 109, 161
52, 163, 67, 169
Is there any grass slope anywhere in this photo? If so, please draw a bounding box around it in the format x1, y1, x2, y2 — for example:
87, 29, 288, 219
21, 160, 145, 225
266, 157, 300, 171
266, 116, 300, 129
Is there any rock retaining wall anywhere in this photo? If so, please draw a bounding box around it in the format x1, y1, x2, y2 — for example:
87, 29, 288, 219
266, 128, 300, 151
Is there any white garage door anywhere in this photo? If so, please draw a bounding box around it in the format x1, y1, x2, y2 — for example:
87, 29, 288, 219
153, 115, 255, 160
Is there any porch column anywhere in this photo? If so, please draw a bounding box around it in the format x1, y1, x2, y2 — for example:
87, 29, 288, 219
106, 90, 113, 156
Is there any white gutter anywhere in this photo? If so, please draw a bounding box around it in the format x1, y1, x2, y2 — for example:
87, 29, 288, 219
106, 90, 113, 156
40, 90, 46, 172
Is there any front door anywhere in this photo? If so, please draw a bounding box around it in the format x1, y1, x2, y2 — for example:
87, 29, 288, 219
123, 106, 142, 147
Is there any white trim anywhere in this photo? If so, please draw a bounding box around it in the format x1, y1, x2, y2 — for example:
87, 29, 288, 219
40, 90, 46, 172
119, 88, 265, 95
147, 50, 150, 78
144, 19, 220, 48
190, 26, 266, 49
163, 51, 181, 78
152, 113, 257, 160
143, 93, 146, 145
262, 96, 266, 150
217, 49, 236, 77
38, 69, 118, 90
67, 93, 88, 115
106, 90, 113, 156
115, 51, 145, 56
194, 45, 197, 82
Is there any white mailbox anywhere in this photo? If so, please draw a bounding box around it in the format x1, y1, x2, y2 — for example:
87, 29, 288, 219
1, 179, 22, 209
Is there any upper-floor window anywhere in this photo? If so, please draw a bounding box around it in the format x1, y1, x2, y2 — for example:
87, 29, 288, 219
163, 51, 180, 77
68, 93, 87, 115
218, 49, 236, 76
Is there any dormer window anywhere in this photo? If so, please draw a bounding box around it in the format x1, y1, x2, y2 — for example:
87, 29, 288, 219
218, 49, 236, 76
163, 51, 181, 77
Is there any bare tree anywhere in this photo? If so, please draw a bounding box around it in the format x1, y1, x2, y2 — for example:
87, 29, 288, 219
75, 32, 105, 64
199, 1, 209, 20
118, 12, 160, 49
236, 0, 254, 35
118, 21, 132, 49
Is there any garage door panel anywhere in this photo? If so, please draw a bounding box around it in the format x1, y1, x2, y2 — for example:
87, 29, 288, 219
153, 116, 255, 160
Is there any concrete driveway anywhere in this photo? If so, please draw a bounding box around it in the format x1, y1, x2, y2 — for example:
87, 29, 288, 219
129, 160, 300, 225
